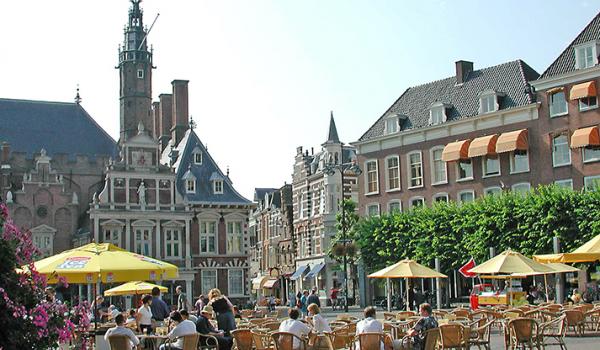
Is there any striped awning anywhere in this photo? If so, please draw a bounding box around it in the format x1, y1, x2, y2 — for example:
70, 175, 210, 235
468, 135, 498, 157
441, 140, 471, 162
570, 81, 597, 100
571, 126, 600, 148
304, 263, 325, 280
263, 278, 279, 289
252, 275, 270, 290
290, 265, 309, 281
496, 129, 528, 154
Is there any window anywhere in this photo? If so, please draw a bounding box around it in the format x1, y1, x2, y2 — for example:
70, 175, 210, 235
433, 193, 449, 203
484, 187, 502, 196
31, 228, 54, 257
510, 150, 529, 173
584, 175, 600, 190
579, 96, 598, 111
137, 69, 144, 79
549, 91, 568, 117
165, 229, 181, 258
480, 95, 496, 114
430, 107, 445, 125
457, 159, 473, 181
201, 270, 217, 295
194, 152, 203, 164
299, 193, 304, 219
199, 221, 217, 253
483, 155, 500, 177
512, 182, 531, 194
135, 228, 152, 256
214, 180, 223, 194
386, 156, 400, 191
575, 43, 596, 69
319, 188, 325, 214
458, 190, 475, 203
228, 269, 244, 296
186, 179, 195, 193
385, 117, 398, 134
367, 203, 380, 217
103, 227, 121, 246
408, 152, 423, 188
552, 134, 571, 167
555, 179, 573, 190
431, 148, 447, 184
226, 221, 243, 254
409, 197, 425, 209
584, 146, 600, 163
365, 160, 379, 194
388, 201, 401, 213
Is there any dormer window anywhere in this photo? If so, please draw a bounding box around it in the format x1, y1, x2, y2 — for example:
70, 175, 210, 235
479, 90, 503, 114
384, 116, 399, 134
194, 152, 202, 164
214, 180, 223, 194
186, 179, 195, 193
429, 102, 450, 125
575, 41, 598, 70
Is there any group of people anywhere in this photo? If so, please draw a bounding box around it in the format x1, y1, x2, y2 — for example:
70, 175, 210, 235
103, 287, 237, 350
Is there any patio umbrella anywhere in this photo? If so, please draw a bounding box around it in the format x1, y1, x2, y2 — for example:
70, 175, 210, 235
104, 281, 168, 297
533, 233, 600, 263
511, 262, 580, 303
368, 259, 447, 311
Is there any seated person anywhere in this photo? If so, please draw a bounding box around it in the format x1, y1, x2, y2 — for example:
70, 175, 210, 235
569, 289, 583, 304
356, 306, 384, 350
180, 309, 198, 324
196, 305, 233, 350
279, 308, 311, 350
105, 314, 140, 350
404, 303, 438, 350
307, 303, 331, 333
160, 311, 197, 350
108, 305, 121, 320
126, 309, 137, 325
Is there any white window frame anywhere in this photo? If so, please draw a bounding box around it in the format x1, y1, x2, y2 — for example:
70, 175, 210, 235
549, 90, 568, 117
479, 93, 498, 114
214, 180, 224, 194
458, 190, 475, 203
102, 226, 121, 247
456, 159, 474, 182
407, 151, 424, 189
429, 105, 446, 125
512, 182, 531, 194
584, 146, 600, 163
430, 147, 448, 185
578, 96, 598, 111
433, 193, 449, 203
482, 155, 501, 178
364, 160, 379, 195
199, 221, 217, 254
584, 175, 600, 191
201, 269, 218, 295
574, 41, 598, 70
298, 193, 304, 219
554, 179, 573, 190
228, 269, 244, 297
384, 116, 399, 135
367, 203, 380, 217
484, 186, 503, 196
194, 151, 203, 165
510, 150, 530, 174
134, 227, 153, 256
388, 200, 402, 213
409, 196, 425, 209
186, 179, 196, 193
552, 134, 571, 167
137, 69, 144, 79
226, 221, 243, 254
385, 155, 401, 192
164, 228, 181, 259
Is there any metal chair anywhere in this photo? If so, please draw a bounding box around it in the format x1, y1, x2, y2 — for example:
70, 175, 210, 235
231, 328, 253, 350
271, 331, 308, 350
107, 334, 131, 350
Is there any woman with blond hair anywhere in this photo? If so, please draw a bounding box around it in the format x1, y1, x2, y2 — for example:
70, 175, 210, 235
307, 303, 331, 333
207, 288, 236, 335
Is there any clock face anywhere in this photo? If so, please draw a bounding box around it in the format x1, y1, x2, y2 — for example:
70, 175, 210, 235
37, 205, 48, 218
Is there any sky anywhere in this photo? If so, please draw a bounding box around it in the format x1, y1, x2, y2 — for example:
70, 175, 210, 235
1, 0, 599, 200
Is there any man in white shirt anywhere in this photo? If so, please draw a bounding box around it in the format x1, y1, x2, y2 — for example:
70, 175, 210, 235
105, 314, 140, 350
355, 306, 384, 350
278, 308, 311, 350
161, 311, 197, 350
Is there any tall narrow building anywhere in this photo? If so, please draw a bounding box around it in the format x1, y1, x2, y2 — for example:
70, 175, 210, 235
118, 0, 154, 145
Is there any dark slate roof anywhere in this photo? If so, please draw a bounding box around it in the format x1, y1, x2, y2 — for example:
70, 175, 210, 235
325, 112, 340, 144
358, 60, 539, 142
254, 188, 277, 202
0, 98, 117, 159
174, 129, 252, 205
541, 13, 600, 79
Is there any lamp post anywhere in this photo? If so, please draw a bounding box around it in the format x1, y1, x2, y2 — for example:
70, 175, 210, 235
324, 161, 361, 313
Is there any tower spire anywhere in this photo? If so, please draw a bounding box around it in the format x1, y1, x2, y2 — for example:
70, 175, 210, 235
74, 84, 82, 105
325, 110, 340, 144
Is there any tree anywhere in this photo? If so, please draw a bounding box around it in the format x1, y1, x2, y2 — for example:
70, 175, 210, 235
328, 199, 360, 263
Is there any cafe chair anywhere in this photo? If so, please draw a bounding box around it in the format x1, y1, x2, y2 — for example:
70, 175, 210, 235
507, 318, 539, 350
251, 329, 275, 350
439, 324, 468, 350
328, 325, 348, 350
107, 335, 130, 350
423, 328, 441, 350
311, 333, 335, 350
563, 309, 585, 336
469, 320, 493, 350
231, 328, 253, 350
262, 321, 281, 331
356, 332, 385, 350
538, 314, 567, 350
271, 331, 308, 350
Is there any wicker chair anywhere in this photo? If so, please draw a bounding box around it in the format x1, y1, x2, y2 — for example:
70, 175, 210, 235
262, 322, 281, 331
271, 331, 308, 350
252, 329, 275, 350
439, 324, 468, 350
507, 318, 539, 350
584, 308, 600, 331
423, 328, 440, 350
196, 333, 217, 350
538, 314, 567, 350
107, 334, 131, 350
469, 320, 493, 350
396, 311, 416, 320
451, 309, 471, 320
328, 326, 348, 350
311, 334, 334, 350
564, 309, 585, 336
356, 332, 385, 350
231, 328, 253, 350
241, 310, 255, 319
383, 312, 397, 321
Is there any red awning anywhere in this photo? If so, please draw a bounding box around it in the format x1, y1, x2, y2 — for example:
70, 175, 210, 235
496, 129, 528, 154
571, 126, 600, 148
570, 81, 597, 100
441, 140, 471, 162
468, 135, 498, 157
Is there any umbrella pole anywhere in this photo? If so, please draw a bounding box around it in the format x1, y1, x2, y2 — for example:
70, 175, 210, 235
406, 278, 410, 311
387, 278, 391, 312
544, 274, 549, 303
508, 278, 512, 306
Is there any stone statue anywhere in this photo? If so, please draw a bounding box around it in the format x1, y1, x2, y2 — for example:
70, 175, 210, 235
6, 190, 13, 203
72, 192, 78, 205
92, 192, 98, 204
137, 181, 147, 207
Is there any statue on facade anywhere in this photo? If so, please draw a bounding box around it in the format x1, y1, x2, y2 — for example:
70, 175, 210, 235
6, 190, 13, 203
137, 181, 147, 207
72, 192, 78, 205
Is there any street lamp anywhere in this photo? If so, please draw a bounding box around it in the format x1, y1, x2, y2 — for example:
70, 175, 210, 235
323, 160, 362, 312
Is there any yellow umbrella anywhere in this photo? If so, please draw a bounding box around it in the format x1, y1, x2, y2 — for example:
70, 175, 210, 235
533, 234, 600, 263
368, 259, 447, 311
24, 243, 179, 283
104, 281, 168, 296
468, 250, 553, 275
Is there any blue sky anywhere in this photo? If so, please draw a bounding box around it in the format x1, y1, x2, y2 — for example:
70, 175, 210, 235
1, 0, 599, 199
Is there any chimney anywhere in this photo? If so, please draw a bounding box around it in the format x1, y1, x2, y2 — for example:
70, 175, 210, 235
171, 80, 190, 146
152, 101, 160, 140
159, 94, 173, 148
1, 142, 9, 163
455, 60, 473, 85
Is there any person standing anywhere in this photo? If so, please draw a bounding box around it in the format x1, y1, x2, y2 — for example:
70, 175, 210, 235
307, 288, 320, 307
150, 287, 170, 322
176, 286, 189, 311
194, 294, 206, 314
105, 314, 140, 350
300, 290, 309, 316
330, 287, 339, 311
136, 294, 154, 334
207, 288, 236, 336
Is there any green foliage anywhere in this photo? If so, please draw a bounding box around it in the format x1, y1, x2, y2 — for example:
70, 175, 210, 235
355, 185, 600, 275
328, 199, 360, 263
